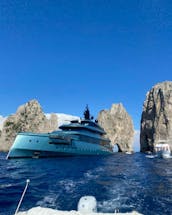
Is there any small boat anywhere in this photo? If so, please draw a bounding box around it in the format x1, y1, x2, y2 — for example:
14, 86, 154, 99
15, 193, 142, 214
7, 106, 113, 159
14, 180, 142, 215
162, 150, 172, 159
145, 154, 158, 159
154, 142, 171, 159
125, 151, 133, 155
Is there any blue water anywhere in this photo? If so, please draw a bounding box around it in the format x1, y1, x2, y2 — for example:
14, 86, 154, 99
0, 153, 172, 215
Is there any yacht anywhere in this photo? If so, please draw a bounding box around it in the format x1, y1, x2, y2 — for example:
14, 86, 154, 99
7, 106, 113, 159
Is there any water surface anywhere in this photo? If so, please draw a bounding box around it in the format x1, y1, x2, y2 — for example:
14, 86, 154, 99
0, 152, 172, 215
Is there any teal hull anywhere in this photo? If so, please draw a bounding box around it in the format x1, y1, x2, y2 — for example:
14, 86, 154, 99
7, 133, 113, 159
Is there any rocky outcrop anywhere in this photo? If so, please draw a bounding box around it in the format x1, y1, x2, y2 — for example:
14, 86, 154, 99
140, 81, 172, 152
98, 103, 134, 152
0, 100, 135, 153
0, 100, 58, 152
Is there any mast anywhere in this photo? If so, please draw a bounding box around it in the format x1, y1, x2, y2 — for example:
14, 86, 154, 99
84, 105, 90, 120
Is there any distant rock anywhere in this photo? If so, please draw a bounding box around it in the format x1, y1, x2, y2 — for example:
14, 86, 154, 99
0, 100, 58, 152
98, 103, 134, 152
133, 130, 140, 152
0, 115, 6, 130
45, 113, 79, 127
140, 81, 172, 152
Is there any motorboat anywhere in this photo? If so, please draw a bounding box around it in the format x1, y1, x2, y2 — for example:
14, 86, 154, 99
154, 142, 171, 159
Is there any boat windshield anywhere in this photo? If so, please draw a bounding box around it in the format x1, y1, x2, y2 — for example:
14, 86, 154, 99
81, 120, 102, 129
155, 143, 170, 152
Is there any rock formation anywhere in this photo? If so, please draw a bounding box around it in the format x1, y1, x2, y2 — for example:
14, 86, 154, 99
0, 100, 58, 152
98, 103, 134, 152
140, 81, 172, 152
0, 100, 134, 153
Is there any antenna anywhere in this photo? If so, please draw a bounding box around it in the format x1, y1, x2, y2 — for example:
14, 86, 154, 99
14, 179, 30, 215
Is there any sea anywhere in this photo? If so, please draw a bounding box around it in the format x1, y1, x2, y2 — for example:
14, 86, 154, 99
0, 152, 172, 215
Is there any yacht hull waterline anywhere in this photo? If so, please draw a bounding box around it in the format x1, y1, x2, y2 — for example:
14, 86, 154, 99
7, 107, 113, 159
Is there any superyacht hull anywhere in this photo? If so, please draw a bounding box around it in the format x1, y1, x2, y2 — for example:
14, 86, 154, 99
7, 133, 113, 159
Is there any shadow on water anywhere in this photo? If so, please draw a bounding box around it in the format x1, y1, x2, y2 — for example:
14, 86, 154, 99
0, 152, 172, 215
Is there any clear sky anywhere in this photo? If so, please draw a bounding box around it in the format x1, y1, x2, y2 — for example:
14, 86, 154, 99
0, 0, 172, 130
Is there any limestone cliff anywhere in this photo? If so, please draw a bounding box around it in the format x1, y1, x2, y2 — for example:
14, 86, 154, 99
0, 100, 58, 152
98, 103, 134, 152
140, 81, 172, 152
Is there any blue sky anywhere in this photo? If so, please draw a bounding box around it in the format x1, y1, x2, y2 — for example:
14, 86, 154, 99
0, 0, 172, 130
